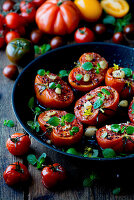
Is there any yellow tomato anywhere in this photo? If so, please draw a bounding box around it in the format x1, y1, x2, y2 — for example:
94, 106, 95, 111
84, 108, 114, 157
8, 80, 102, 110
101, 0, 129, 18
74, 0, 102, 22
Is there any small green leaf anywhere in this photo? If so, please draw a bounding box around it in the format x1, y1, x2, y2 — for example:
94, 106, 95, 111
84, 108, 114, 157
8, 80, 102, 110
3, 120, 14, 127
82, 62, 93, 71
101, 88, 110, 95
34, 45, 40, 54
37, 69, 45, 76
56, 84, 61, 88
38, 153, 47, 162
47, 116, 60, 126
40, 44, 51, 54
113, 187, 121, 195
93, 98, 103, 109
126, 126, 134, 135
121, 68, 132, 77
103, 15, 116, 25
102, 148, 116, 158
49, 82, 56, 89
83, 173, 98, 187
121, 126, 126, 133
28, 97, 34, 109
34, 107, 41, 115
111, 124, 121, 133
64, 113, 75, 123
27, 154, 37, 165
66, 148, 81, 156
70, 126, 79, 135
59, 70, 69, 77
132, 103, 134, 110
76, 74, 83, 81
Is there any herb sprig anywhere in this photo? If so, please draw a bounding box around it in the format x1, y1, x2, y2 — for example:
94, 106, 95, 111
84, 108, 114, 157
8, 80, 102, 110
27, 153, 46, 169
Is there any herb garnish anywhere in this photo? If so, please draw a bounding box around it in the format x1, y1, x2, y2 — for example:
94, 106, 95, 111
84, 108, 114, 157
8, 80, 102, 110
34, 44, 51, 55
121, 68, 132, 77
3, 120, 15, 127
58, 70, 70, 78
93, 98, 104, 109
111, 124, 134, 135
27, 153, 46, 169
82, 62, 93, 71
132, 103, 134, 114
69, 126, 79, 135
101, 88, 110, 95
76, 74, 83, 81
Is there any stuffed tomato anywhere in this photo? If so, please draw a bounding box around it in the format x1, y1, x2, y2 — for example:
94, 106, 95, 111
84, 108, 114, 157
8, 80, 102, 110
128, 98, 134, 123
34, 71, 74, 108
74, 86, 119, 125
38, 110, 83, 146
68, 52, 108, 92
96, 122, 134, 153
105, 65, 134, 99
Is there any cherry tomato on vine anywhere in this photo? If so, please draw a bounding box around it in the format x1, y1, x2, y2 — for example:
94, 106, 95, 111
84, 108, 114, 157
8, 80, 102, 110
5, 12, 23, 29
74, 27, 95, 43
5, 31, 20, 43
20, 1, 35, 12
3, 162, 30, 186
6, 133, 31, 155
2, 0, 15, 12
41, 163, 66, 188
21, 8, 36, 23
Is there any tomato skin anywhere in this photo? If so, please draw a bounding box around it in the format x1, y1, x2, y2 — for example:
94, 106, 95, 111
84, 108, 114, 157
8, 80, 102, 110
96, 122, 134, 152
6, 133, 31, 156
30, 29, 43, 44
20, 1, 35, 12
74, 27, 95, 43
2, 0, 15, 12
3, 162, 30, 186
128, 99, 134, 123
21, 8, 36, 23
38, 110, 83, 146
36, 0, 80, 35
0, 14, 5, 29
74, 86, 119, 125
15, 26, 26, 36
5, 31, 20, 43
5, 13, 23, 29
41, 163, 66, 188
3, 64, 18, 79
35, 73, 74, 108
105, 67, 134, 99
0, 29, 5, 48
33, 0, 46, 7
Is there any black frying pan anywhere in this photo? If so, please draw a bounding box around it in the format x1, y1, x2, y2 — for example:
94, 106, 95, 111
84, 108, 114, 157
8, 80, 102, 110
12, 42, 134, 162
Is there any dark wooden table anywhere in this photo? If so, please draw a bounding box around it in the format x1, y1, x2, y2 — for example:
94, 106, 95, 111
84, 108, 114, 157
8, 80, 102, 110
1, 1, 134, 199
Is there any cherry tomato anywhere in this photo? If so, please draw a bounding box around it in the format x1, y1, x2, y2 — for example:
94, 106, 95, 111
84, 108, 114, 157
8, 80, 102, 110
3, 162, 30, 186
20, 1, 35, 12
128, 99, 134, 123
3, 64, 19, 80
41, 163, 66, 188
5, 12, 23, 29
0, 14, 5, 29
21, 8, 36, 23
35, 72, 74, 108
0, 29, 5, 48
2, 0, 15, 12
74, 27, 95, 43
68, 52, 108, 92
5, 31, 20, 43
124, 24, 134, 40
74, 86, 119, 125
96, 122, 134, 152
15, 26, 26, 36
105, 66, 134, 99
112, 32, 124, 44
38, 110, 83, 146
30, 29, 43, 44
94, 24, 106, 35
32, 0, 46, 7
6, 133, 31, 155
50, 36, 63, 49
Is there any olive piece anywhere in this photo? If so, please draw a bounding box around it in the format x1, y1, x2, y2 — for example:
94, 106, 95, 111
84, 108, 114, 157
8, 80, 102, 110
30, 29, 43, 44
94, 24, 106, 35
6, 38, 35, 66
124, 24, 134, 39
3, 64, 19, 80
2, 0, 15, 12
112, 32, 124, 44
50, 36, 63, 49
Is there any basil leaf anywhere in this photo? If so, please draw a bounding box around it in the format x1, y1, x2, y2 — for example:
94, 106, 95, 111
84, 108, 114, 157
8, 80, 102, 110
121, 68, 132, 77
101, 88, 110, 95
66, 148, 81, 156
40, 44, 51, 54
27, 154, 37, 165
59, 70, 69, 77
56, 84, 61, 88
82, 62, 93, 71
102, 148, 116, 158
49, 82, 56, 89
47, 116, 60, 126
34, 45, 40, 54
64, 113, 75, 123
126, 126, 134, 135
103, 15, 116, 25
93, 98, 103, 109
76, 74, 83, 81
111, 124, 121, 132
28, 97, 34, 109
37, 69, 45, 76
3, 120, 14, 127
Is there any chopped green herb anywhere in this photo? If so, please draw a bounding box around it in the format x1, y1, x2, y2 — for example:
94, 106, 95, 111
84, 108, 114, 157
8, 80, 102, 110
111, 124, 121, 133
126, 126, 134, 135
95, 63, 101, 74
121, 68, 132, 77
101, 88, 110, 95
93, 98, 103, 109
47, 116, 60, 126
102, 148, 116, 158
82, 62, 93, 71
3, 120, 15, 127
37, 69, 45, 76
70, 126, 79, 135
49, 82, 56, 89
56, 84, 61, 88
121, 126, 126, 133
76, 74, 83, 81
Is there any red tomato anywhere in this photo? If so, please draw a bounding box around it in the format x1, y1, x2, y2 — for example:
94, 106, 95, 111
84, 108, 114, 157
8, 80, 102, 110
5, 31, 20, 43
0, 29, 5, 48
34, 72, 74, 108
96, 122, 134, 152
20, 1, 35, 12
41, 163, 66, 188
74, 86, 119, 125
6, 133, 31, 155
74, 27, 95, 43
33, 0, 46, 7
3, 64, 19, 79
105, 66, 134, 99
68, 52, 108, 92
30, 29, 43, 44
0, 14, 5, 29
36, 0, 80, 35
5, 12, 23, 29
2, 0, 15, 12
38, 110, 83, 146
15, 26, 26, 36
21, 8, 36, 23
3, 162, 30, 186
128, 99, 134, 123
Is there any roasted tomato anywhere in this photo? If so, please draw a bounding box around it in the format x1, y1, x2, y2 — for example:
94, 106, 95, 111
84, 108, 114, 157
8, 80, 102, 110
68, 52, 108, 92
6, 133, 31, 156
3, 162, 30, 186
38, 110, 83, 146
74, 86, 119, 125
128, 99, 134, 123
35, 71, 74, 108
105, 65, 134, 99
96, 122, 134, 153
41, 163, 66, 188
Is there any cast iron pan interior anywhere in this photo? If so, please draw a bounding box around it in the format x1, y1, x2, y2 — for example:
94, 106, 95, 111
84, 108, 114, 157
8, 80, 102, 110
12, 42, 134, 162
